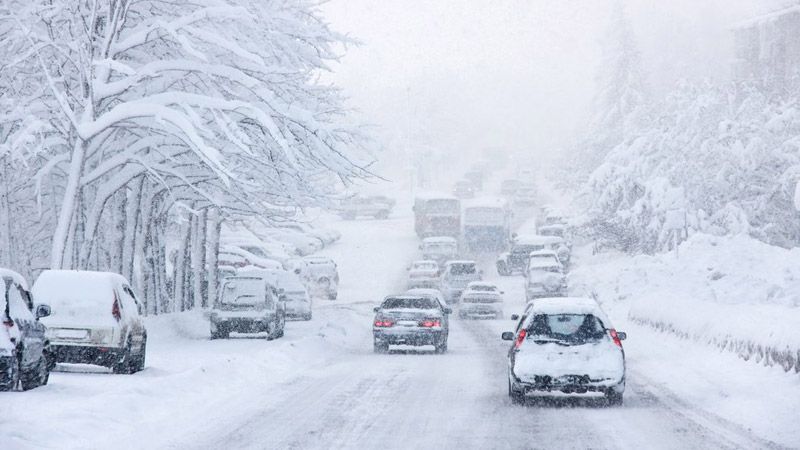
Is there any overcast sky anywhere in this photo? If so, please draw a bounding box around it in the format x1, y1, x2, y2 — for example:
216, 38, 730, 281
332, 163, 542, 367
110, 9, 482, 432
320, 0, 784, 181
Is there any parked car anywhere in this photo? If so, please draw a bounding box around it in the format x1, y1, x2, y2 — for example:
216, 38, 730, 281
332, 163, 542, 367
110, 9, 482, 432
34, 270, 147, 374
458, 281, 504, 319
1, 269, 53, 391
372, 295, 451, 354
209, 275, 286, 339
237, 268, 311, 321
337, 195, 395, 220
302, 256, 339, 300
420, 236, 459, 266
406, 260, 440, 289
439, 260, 482, 304
527, 249, 561, 268
525, 260, 567, 301
502, 297, 627, 405
452, 180, 475, 199
496, 235, 563, 276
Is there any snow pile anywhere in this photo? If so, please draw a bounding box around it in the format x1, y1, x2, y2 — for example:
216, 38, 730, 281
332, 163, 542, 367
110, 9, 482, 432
571, 233, 800, 373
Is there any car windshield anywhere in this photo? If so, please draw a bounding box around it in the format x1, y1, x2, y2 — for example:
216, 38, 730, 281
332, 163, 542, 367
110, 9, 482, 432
512, 245, 543, 254
424, 243, 456, 253
470, 285, 495, 292
526, 314, 606, 344
423, 199, 459, 214
220, 279, 266, 307
448, 264, 476, 275
413, 262, 437, 270
463, 295, 499, 304
381, 297, 437, 310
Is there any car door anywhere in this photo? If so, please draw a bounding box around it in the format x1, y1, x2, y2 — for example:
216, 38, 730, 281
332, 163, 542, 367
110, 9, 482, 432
7, 280, 41, 367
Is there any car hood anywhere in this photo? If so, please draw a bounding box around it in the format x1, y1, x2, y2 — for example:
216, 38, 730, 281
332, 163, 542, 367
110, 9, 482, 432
514, 340, 624, 382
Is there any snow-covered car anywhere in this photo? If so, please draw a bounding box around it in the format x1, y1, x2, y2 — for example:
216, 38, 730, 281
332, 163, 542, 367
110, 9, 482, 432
500, 179, 523, 197
458, 281, 504, 319
237, 267, 311, 321
34, 270, 147, 374
527, 249, 561, 268
1, 269, 53, 391
219, 245, 284, 270
496, 234, 564, 276
263, 227, 323, 256
337, 195, 395, 220
209, 276, 286, 339
502, 297, 627, 405
512, 185, 537, 207
525, 260, 567, 301
404, 288, 448, 310
452, 180, 475, 199
420, 236, 458, 266
406, 260, 440, 289
372, 295, 451, 354
439, 260, 482, 304
302, 256, 339, 300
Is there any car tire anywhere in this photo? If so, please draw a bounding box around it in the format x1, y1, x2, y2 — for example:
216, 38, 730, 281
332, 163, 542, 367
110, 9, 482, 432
375, 211, 389, 220
497, 262, 509, 276
131, 336, 147, 373
303, 312, 312, 321
21, 355, 49, 390
435, 340, 448, 354
606, 389, 623, 406
0, 353, 19, 391
509, 379, 525, 405
328, 292, 337, 301
373, 341, 388, 354
112, 340, 134, 374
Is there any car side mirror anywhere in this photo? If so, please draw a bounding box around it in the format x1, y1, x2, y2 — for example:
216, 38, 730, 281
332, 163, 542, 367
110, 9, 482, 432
617, 331, 627, 341
35, 304, 51, 319
501, 331, 514, 341
373, 306, 380, 313
510, 314, 519, 321
444, 307, 452, 314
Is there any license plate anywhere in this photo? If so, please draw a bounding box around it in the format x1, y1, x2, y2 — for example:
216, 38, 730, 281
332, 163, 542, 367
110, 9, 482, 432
397, 320, 418, 327
56, 329, 89, 339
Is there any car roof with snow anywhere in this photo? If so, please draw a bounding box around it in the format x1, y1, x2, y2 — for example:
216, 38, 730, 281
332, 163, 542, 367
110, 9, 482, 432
0, 268, 29, 290
529, 249, 558, 257
32, 270, 129, 307
527, 259, 562, 269
513, 234, 563, 246
522, 297, 612, 326
422, 236, 457, 244
444, 260, 477, 266
462, 197, 508, 209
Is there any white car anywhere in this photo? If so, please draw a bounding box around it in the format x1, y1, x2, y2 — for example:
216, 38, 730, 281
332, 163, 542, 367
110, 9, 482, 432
302, 256, 339, 300
525, 260, 566, 301
407, 260, 440, 289
420, 236, 458, 266
34, 270, 147, 374
458, 282, 504, 319
237, 267, 312, 321
527, 249, 561, 268
439, 260, 482, 304
502, 297, 627, 405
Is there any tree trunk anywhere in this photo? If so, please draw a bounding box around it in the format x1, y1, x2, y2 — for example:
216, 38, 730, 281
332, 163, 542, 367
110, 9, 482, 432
206, 208, 222, 309
191, 209, 207, 310
51, 137, 86, 269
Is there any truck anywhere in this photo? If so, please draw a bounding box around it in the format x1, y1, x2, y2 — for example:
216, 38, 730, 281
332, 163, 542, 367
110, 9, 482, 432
413, 193, 461, 238
461, 197, 511, 253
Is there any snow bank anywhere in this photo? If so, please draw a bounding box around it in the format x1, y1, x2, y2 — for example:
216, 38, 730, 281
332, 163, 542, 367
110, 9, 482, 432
571, 233, 800, 373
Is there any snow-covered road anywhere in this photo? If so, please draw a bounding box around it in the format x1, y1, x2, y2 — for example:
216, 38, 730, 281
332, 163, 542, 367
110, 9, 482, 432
1, 209, 794, 449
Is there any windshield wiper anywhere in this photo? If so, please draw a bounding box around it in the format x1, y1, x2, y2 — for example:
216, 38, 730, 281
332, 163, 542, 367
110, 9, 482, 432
531, 337, 571, 346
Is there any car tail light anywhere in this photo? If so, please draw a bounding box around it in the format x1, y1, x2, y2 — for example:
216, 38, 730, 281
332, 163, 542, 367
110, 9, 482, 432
419, 319, 441, 328
2, 319, 13, 328
112, 296, 121, 321
374, 319, 394, 327
514, 329, 527, 349
609, 329, 623, 348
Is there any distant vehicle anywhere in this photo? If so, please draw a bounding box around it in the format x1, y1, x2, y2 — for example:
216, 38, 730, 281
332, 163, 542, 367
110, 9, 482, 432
458, 281, 504, 319
209, 276, 286, 339
536, 225, 571, 265
406, 260, 440, 290
420, 236, 459, 266
302, 256, 339, 300
237, 268, 311, 321
538, 224, 566, 239
372, 295, 451, 354
34, 270, 147, 374
338, 195, 395, 220
524, 260, 567, 301
404, 288, 448, 310
502, 297, 626, 405
452, 180, 476, 199
527, 249, 561, 269
500, 179, 523, 197
464, 171, 484, 191
414, 193, 461, 238
1, 269, 52, 391
439, 260, 482, 304
496, 234, 564, 276
462, 197, 511, 252
543, 213, 567, 227
513, 185, 537, 208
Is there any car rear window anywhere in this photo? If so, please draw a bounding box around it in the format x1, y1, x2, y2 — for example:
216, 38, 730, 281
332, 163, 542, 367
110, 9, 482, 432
449, 264, 476, 275
526, 314, 606, 343
221, 278, 267, 306
463, 295, 500, 303
382, 297, 437, 309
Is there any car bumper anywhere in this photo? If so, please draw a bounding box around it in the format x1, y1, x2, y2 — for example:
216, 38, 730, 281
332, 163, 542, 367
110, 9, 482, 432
459, 307, 502, 318
211, 317, 273, 333
374, 329, 444, 346
512, 372, 625, 395
52, 344, 125, 366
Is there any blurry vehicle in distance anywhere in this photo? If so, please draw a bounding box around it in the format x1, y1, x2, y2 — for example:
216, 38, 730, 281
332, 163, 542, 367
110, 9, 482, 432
238, 267, 311, 321
527, 249, 562, 269
34, 270, 147, 374
406, 260, 440, 290
464, 170, 484, 191
500, 179, 523, 197
496, 234, 564, 276
302, 256, 339, 300
458, 281, 504, 319
462, 197, 511, 253
502, 297, 626, 405
420, 236, 459, 266
524, 260, 567, 301
439, 260, 482, 304
413, 193, 461, 238
209, 276, 286, 339
1, 269, 52, 391
337, 195, 395, 220
512, 185, 537, 208
372, 295, 451, 354
452, 180, 476, 199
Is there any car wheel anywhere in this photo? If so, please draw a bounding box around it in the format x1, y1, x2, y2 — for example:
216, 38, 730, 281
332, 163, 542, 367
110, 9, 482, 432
509, 379, 525, 405
112, 340, 134, 374
328, 292, 337, 300
497, 262, 510, 276
304, 312, 312, 321
606, 389, 623, 406
0, 353, 19, 391
132, 336, 147, 373
375, 210, 389, 220
276, 317, 285, 338
373, 341, 388, 354
21, 355, 49, 390
435, 339, 448, 354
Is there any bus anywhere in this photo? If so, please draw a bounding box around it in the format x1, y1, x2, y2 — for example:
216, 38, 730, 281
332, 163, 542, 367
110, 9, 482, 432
413, 193, 461, 238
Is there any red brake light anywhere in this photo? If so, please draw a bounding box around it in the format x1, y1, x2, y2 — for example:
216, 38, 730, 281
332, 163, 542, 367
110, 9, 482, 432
420, 319, 441, 328
514, 329, 527, 349
374, 319, 394, 327
2, 319, 14, 328
609, 329, 622, 348
112, 296, 121, 321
